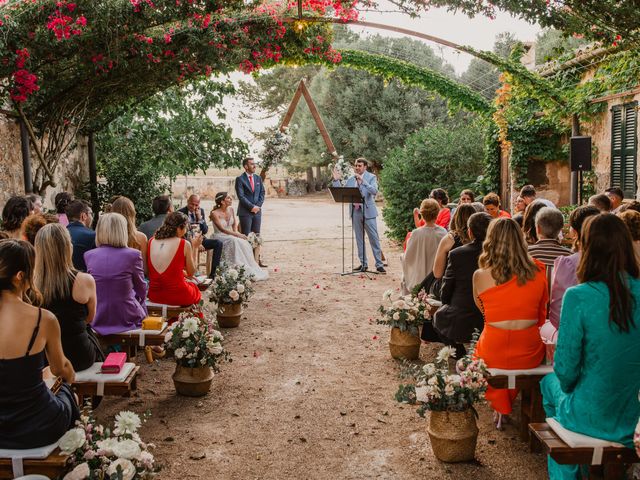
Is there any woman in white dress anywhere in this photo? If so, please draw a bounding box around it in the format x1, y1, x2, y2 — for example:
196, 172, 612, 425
209, 192, 268, 281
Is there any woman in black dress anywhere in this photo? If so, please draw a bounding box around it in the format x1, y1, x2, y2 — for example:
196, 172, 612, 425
0, 239, 79, 448
34, 223, 103, 371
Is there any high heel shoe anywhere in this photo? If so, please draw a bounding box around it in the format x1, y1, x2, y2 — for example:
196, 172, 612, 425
144, 346, 166, 364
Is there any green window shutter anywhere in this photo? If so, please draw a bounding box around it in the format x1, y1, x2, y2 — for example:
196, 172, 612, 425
611, 102, 637, 198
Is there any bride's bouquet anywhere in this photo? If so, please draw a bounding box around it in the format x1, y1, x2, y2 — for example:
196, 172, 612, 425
330, 154, 353, 186
247, 232, 263, 249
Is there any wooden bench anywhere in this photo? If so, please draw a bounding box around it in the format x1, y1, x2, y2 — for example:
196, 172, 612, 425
487, 365, 553, 447
530, 422, 639, 479
0, 448, 69, 479
73, 364, 140, 405
145, 301, 192, 320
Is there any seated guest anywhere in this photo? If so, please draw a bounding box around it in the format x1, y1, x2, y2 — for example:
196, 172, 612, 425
139, 195, 172, 239
548, 205, 600, 330
430, 188, 451, 229
520, 184, 556, 208
458, 189, 475, 204
27, 194, 43, 214
482, 192, 511, 219
34, 224, 103, 371
85, 213, 147, 335
522, 200, 547, 245
147, 212, 202, 306
111, 196, 148, 274
512, 195, 526, 226
2, 195, 33, 239
434, 212, 492, 357
541, 214, 640, 479
0, 239, 79, 449
178, 194, 223, 278
473, 218, 547, 425
21, 213, 59, 245
619, 210, 640, 265
619, 200, 640, 214
471, 202, 485, 213
55, 192, 73, 227
432, 204, 475, 280
402, 199, 446, 295
605, 186, 624, 213
528, 207, 572, 268
588, 193, 612, 212
66, 200, 95, 272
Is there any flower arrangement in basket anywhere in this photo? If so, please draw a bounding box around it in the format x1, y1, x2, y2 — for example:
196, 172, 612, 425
164, 312, 229, 370
246, 232, 263, 249
378, 290, 422, 335
59, 410, 158, 480
330, 154, 353, 186
209, 262, 255, 308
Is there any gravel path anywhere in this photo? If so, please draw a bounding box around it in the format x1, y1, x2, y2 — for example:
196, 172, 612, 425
100, 194, 547, 479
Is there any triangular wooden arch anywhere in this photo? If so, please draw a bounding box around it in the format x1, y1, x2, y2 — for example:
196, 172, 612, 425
260, 79, 337, 179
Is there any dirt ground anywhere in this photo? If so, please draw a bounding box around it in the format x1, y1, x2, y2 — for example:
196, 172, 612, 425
100, 194, 547, 479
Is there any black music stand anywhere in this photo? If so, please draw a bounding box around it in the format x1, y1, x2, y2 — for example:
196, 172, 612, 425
329, 186, 368, 276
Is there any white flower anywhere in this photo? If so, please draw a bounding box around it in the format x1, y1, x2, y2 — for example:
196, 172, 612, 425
236, 283, 245, 294
422, 363, 436, 376
182, 317, 199, 335
408, 314, 415, 321
229, 290, 240, 301
59, 428, 86, 454
96, 438, 119, 456
107, 458, 136, 480
181, 329, 191, 338
415, 386, 429, 403
175, 347, 186, 359
444, 384, 455, 396
382, 289, 393, 301
392, 300, 405, 309
208, 343, 223, 355
112, 439, 142, 460
115, 411, 141, 435
227, 269, 239, 280
436, 346, 457, 362
211, 330, 223, 341
392, 312, 400, 321
164, 331, 173, 342
139, 451, 155, 469
427, 376, 438, 386
63, 462, 90, 480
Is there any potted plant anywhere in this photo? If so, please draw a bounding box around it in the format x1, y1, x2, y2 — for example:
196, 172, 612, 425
209, 262, 255, 328
59, 409, 159, 479
377, 290, 423, 359
164, 312, 229, 396
396, 336, 488, 462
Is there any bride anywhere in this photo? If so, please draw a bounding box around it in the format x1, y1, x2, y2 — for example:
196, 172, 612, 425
209, 192, 268, 281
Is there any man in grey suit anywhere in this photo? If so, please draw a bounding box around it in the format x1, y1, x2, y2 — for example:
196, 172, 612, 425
332, 157, 385, 273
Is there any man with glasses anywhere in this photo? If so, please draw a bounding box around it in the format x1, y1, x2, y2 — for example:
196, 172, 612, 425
66, 200, 96, 272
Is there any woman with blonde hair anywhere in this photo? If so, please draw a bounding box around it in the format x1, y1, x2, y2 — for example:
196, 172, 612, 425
85, 213, 147, 335
473, 218, 547, 427
0, 239, 79, 449
34, 223, 102, 371
111, 196, 148, 272
401, 198, 447, 295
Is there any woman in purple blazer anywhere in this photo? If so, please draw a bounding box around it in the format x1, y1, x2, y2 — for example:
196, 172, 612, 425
85, 213, 147, 335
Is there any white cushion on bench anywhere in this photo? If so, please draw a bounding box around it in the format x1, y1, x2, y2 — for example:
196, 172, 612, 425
488, 364, 554, 388
75, 362, 136, 396
547, 417, 625, 465
145, 300, 182, 309
0, 440, 59, 478
120, 323, 167, 346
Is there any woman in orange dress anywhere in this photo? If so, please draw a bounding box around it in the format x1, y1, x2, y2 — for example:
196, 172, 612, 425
472, 217, 547, 425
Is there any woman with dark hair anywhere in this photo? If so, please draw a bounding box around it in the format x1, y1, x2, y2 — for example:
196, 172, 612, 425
541, 214, 640, 479
147, 212, 202, 306
522, 200, 547, 244
210, 192, 268, 281
2, 195, 33, 239
430, 188, 451, 230
0, 239, 79, 449
55, 192, 73, 227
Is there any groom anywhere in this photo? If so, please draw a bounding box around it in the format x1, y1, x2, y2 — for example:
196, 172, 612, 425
332, 157, 385, 273
235, 157, 267, 267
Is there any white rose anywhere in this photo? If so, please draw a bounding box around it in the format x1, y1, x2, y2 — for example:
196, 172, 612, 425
107, 458, 136, 480
115, 411, 141, 435
112, 439, 142, 460
175, 347, 186, 359
63, 462, 90, 480
229, 290, 240, 301
392, 300, 405, 309
392, 312, 400, 321
236, 284, 245, 294
227, 269, 239, 279
59, 428, 86, 454
96, 438, 119, 456
208, 343, 223, 355
415, 386, 429, 403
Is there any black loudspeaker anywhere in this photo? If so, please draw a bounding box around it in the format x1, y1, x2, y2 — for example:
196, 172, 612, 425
570, 136, 592, 171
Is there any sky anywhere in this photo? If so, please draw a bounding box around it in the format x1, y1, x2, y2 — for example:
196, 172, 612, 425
217, 4, 543, 156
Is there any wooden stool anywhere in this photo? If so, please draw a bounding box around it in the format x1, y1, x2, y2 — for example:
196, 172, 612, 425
530, 422, 639, 480
145, 302, 192, 320
73, 363, 140, 405
98, 324, 168, 359
0, 449, 69, 480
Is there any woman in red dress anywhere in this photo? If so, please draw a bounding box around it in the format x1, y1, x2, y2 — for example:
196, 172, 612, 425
147, 212, 203, 306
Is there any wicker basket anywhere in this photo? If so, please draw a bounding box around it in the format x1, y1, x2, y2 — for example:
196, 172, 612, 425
427, 409, 478, 462
388, 327, 420, 360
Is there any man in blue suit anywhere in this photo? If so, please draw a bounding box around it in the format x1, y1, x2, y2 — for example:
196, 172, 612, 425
235, 157, 266, 266
332, 157, 385, 273
66, 200, 96, 272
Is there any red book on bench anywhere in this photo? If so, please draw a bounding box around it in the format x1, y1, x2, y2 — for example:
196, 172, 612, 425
102, 352, 126, 374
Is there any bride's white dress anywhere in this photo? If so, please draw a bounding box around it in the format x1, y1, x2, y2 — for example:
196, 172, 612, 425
212, 211, 268, 281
